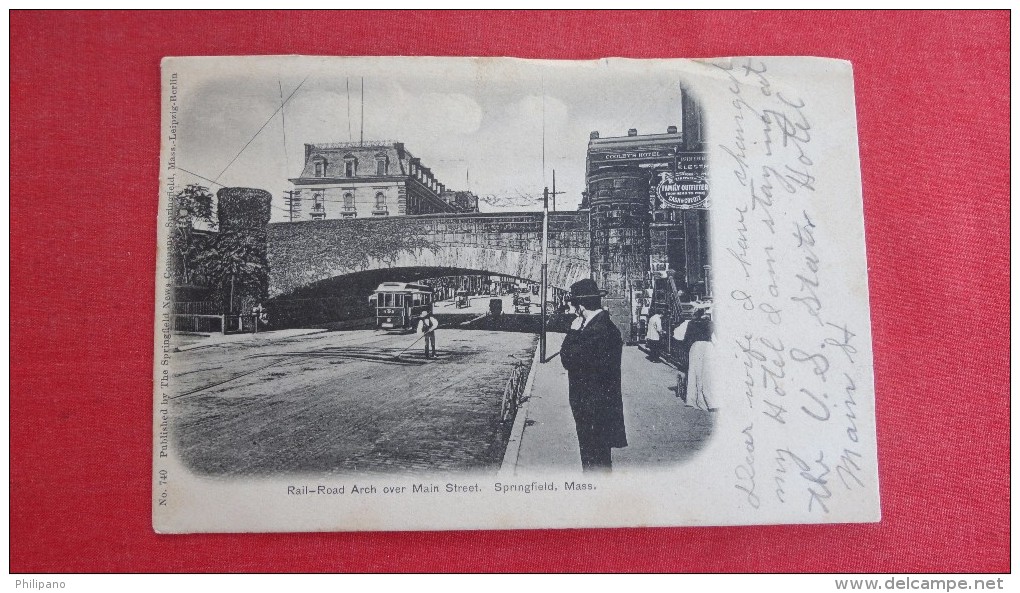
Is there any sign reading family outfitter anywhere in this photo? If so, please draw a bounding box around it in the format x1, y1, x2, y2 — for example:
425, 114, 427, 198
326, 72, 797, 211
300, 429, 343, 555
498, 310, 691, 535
654, 170, 709, 209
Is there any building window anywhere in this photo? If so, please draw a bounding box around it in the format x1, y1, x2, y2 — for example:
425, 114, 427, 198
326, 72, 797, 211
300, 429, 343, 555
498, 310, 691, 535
375, 153, 388, 176
313, 157, 327, 177
343, 155, 357, 177
373, 192, 388, 215
311, 190, 326, 220
342, 192, 356, 218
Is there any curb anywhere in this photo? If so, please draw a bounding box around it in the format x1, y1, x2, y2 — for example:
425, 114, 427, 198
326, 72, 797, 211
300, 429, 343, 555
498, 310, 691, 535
497, 336, 545, 478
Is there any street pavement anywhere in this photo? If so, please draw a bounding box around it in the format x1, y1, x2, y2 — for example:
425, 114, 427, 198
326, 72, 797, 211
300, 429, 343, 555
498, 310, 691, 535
168, 328, 536, 476
502, 332, 717, 475
168, 322, 716, 479
171, 327, 328, 351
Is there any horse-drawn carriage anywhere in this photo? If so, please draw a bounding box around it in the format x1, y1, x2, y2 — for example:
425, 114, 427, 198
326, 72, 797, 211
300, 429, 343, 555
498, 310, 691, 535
513, 294, 531, 313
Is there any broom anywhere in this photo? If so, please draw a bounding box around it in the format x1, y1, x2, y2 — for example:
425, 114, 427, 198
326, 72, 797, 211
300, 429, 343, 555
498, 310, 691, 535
392, 328, 434, 360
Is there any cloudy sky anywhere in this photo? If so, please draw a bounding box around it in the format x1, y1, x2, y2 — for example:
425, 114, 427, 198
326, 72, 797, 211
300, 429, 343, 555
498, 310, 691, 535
173, 56, 693, 221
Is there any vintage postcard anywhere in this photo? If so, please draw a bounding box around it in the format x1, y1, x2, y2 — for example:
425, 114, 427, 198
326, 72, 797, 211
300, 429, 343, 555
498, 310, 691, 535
154, 55, 878, 532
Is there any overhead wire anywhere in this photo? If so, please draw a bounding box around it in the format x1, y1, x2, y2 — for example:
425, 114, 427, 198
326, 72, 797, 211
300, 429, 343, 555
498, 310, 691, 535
214, 74, 310, 183
176, 167, 226, 188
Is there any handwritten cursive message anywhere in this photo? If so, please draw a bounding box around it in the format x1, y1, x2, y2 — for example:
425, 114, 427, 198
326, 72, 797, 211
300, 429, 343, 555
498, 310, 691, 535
717, 58, 869, 517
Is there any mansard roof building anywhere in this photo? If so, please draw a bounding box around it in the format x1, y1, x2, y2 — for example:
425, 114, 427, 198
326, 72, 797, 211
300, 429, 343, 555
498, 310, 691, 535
287, 141, 476, 221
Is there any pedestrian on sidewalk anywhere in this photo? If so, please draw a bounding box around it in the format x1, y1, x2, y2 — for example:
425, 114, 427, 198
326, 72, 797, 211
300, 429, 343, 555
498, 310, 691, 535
636, 296, 650, 342
672, 319, 691, 399
673, 307, 714, 409
252, 303, 268, 332
560, 278, 628, 473
645, 308, 664, 361
685, 307, 715, 411
416, 309, 440, 359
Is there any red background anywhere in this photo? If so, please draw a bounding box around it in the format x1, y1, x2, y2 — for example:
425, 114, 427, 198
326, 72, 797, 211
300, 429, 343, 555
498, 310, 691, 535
10, 11, 1010, 573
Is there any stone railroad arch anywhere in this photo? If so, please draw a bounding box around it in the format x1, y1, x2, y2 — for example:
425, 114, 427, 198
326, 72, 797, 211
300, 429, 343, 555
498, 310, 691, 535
266, 212, 591, 298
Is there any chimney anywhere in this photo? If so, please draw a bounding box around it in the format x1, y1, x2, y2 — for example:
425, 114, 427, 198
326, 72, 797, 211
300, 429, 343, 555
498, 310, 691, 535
628, 128, 638, 136
394, 142, 405, 157
667, 125, 678, 134
590, 131, 600, 139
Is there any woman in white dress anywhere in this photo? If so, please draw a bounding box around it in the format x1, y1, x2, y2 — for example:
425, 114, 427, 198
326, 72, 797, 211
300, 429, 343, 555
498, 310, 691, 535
686, 338, 716, 411
684, 309, 716, 411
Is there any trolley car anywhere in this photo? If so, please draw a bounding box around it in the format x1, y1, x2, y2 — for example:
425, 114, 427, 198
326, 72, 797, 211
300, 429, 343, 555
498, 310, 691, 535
371, 282, 434, 331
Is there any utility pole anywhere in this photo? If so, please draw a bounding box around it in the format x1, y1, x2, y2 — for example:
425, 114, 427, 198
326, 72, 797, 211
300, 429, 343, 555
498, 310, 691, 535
346, 77, 353, 142
282, 190, 301, 222
551, 170, 558, 212
541, 186, 549, 363
546, 170, 565, 212
539, 176, 564, 363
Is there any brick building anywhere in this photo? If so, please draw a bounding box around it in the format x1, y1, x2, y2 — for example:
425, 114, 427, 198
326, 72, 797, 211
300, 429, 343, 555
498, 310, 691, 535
582, 89, 710, 324
287, 141, 475, 221
440, 189, 480, 213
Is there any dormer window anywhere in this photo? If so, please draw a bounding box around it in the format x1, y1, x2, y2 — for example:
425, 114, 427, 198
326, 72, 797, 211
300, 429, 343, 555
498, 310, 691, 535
375, 153, 388, 176
313, 157, 327, 177
343, 154, 357, 177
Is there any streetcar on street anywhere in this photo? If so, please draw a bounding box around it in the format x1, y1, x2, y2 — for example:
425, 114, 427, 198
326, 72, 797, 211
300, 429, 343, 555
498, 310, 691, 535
371, 282, 435, 331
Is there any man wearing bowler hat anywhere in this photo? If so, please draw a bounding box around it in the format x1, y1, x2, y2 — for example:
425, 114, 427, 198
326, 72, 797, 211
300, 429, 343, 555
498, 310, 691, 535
560, 278, 628, 472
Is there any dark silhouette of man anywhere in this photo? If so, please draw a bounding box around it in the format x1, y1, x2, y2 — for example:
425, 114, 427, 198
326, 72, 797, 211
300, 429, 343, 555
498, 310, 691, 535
559, 278, 628, 472
417, 309, 439, 359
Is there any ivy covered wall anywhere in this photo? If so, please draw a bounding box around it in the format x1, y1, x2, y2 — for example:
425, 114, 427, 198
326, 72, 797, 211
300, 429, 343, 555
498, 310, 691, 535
266, 212, 591, 299
195, 187, 272, 312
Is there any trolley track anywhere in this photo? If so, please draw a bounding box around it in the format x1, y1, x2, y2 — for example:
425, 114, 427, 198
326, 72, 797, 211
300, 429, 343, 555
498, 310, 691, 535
170, 330, 427, 399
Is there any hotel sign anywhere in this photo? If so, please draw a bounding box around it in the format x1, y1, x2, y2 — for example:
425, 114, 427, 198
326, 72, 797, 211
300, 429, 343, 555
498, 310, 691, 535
589, 148, 672, 164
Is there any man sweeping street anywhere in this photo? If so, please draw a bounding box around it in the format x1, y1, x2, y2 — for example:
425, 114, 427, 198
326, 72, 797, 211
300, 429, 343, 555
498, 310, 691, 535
416, 309, 440, 359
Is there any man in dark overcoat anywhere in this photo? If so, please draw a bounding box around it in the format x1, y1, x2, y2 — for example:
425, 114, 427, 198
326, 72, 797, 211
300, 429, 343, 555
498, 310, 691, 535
560, 278, 628, 472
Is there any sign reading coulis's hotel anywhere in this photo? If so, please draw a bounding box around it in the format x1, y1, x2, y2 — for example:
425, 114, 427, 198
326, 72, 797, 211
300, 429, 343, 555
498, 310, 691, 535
590, 148, 672, 162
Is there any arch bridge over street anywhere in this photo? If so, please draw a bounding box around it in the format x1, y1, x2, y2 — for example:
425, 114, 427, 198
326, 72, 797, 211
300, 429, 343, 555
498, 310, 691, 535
267, 211, 592, 299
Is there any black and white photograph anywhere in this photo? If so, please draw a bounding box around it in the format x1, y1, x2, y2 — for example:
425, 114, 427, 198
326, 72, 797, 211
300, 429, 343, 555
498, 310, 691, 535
155, 56, 879, 533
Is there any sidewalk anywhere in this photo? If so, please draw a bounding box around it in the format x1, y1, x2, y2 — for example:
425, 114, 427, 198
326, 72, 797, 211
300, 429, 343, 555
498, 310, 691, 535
172, 328, 329, 352
500, 332, 716, 476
